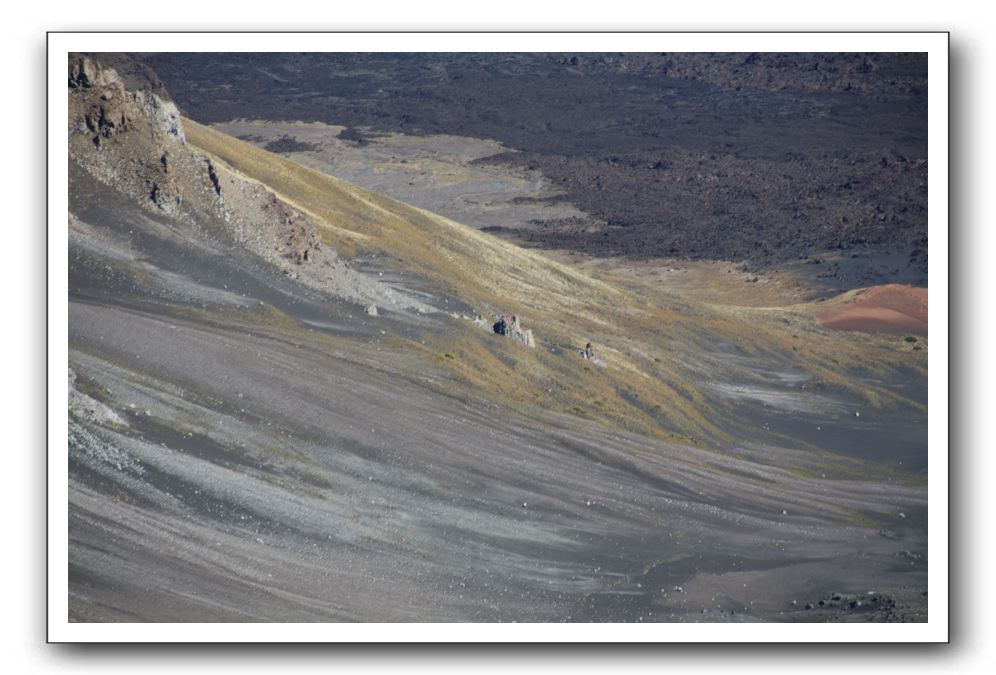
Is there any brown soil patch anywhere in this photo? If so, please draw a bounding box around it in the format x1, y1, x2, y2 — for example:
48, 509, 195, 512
817, 284, 927, 335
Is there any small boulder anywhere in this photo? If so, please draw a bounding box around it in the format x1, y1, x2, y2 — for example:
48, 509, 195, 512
579, 341, 604, 365
493, 314, 535, 348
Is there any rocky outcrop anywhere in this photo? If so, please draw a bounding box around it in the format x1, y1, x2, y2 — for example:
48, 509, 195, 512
138, 90, 185, 142
68, 54, 430, 314
70, 57, 131, 146
580, 342, 596, 360
69, 56, 184, 147
68, 55, 189, 213
76, 52, 173, 101
69, 56, 118, 90
579, 341, 603, 365
252, 194, 323, 265
493, 314, 535, 348
204, 158, 222, 196
68, 55, 246, 222
148, 180, 181, 213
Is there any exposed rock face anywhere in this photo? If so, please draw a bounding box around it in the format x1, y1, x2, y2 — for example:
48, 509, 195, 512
204, 158, 222, 195
261, 196, 322, 265
138, 90, 185, 142
70, 55, 184, 146
68, 54, 426, 313
493, 314, 535, 348
77, 52, 173, 101
69, 55, 187, 212
69, 56, 117, 90
70, 59, 130, 146
148, 179, 181, 213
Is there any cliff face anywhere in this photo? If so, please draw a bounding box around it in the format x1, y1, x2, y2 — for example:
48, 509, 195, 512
70, 56, 184, 143
69, 55, 191, 215
67, 55, 414, 311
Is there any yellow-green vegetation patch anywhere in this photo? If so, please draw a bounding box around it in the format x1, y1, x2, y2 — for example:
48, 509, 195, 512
184, 118, 927, 456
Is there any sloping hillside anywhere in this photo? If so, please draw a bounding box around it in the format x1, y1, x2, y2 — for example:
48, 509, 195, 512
185, 118, 927, 451
67, 56, 929, 623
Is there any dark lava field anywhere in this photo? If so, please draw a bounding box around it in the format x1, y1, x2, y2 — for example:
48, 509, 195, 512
138, 52, 928, 285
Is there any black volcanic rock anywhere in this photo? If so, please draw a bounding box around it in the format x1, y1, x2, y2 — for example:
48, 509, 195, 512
138, 52, 927, 283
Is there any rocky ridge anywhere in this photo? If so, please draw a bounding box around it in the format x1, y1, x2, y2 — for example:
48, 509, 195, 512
68, 55, 422, 313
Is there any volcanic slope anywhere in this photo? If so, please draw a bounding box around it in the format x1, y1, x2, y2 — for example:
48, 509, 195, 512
184, 118, 926, 450
68, 58, 928, 622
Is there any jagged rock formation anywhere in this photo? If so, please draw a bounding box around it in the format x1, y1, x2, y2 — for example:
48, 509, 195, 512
67, 54, 424, 312
77, 52, 173, 101
69, 56, 120, 91
493, 314, 535, 348
69, 55, 188, 214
